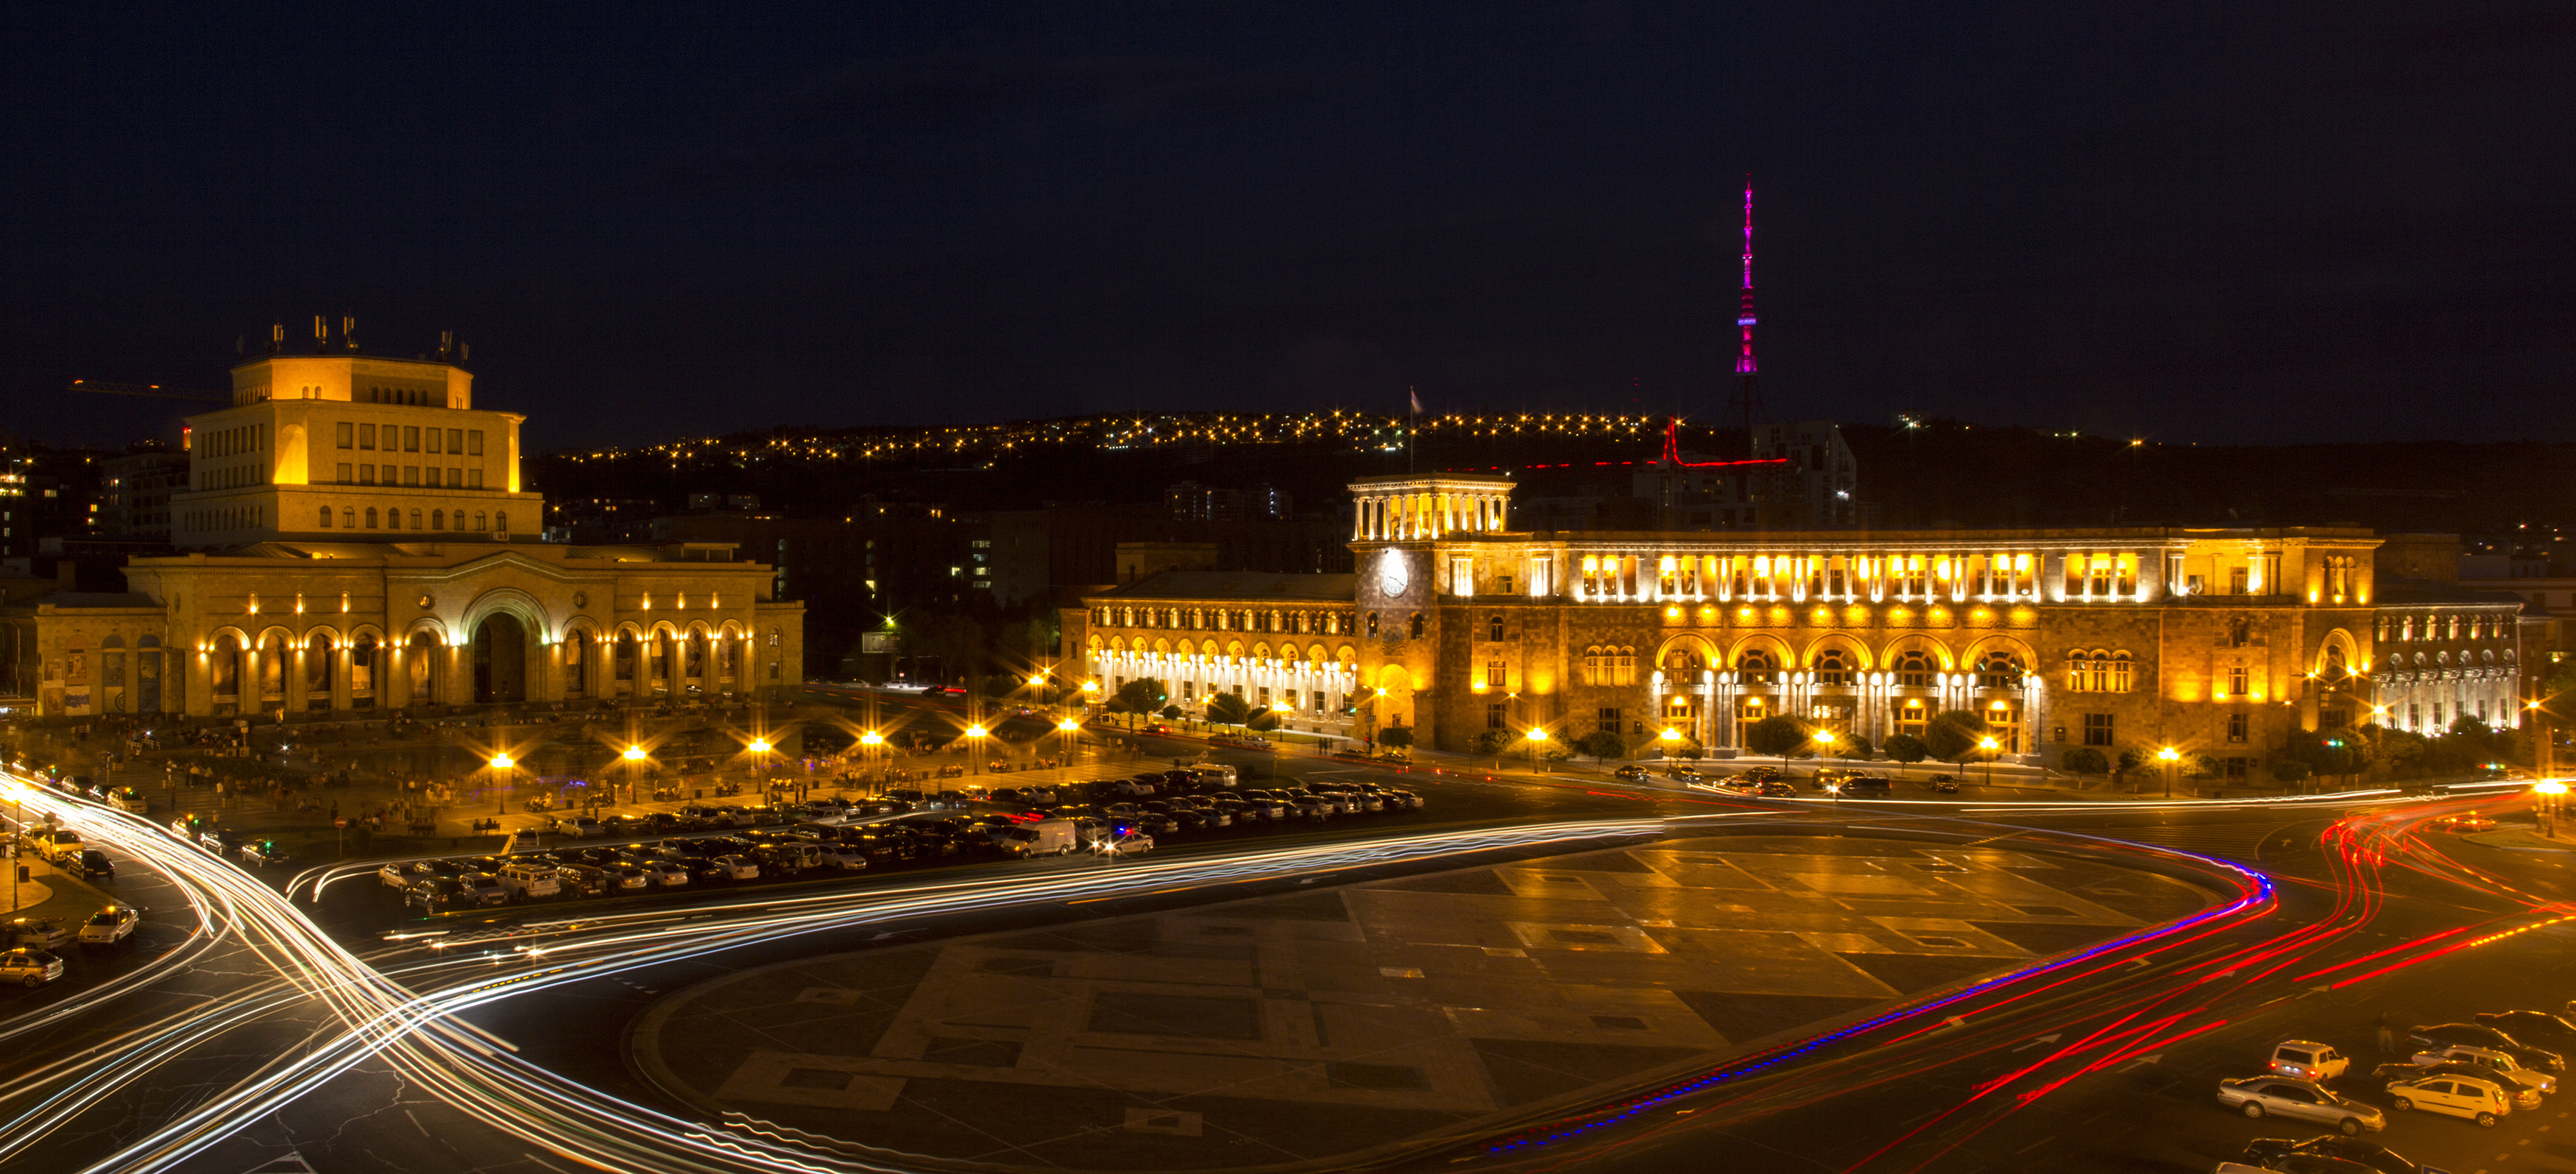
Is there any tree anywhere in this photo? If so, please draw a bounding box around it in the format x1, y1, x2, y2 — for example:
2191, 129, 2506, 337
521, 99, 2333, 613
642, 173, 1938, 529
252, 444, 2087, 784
1111, 678, 1167, 715
1660, 732, 1705, 760
1839, 732, 1874, 761
1246, 707, 1280, 732
1883, 734, 1928, 765
2271, 759, 2313, 785
2184, 752, 2222, 780
1574, 729, 1627, 765
1377, 724, 1416, 751
1922, 710, 1991, 763
2059, 746, 2109, 775
1205, 691, 1252, 726
1468, 729, 1515, 757
1158, 705, 1183, 721
1744, 715, 1808, 757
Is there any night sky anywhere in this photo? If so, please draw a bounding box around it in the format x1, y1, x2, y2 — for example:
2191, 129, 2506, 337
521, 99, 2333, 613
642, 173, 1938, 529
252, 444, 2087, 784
5, 2, 2572, 451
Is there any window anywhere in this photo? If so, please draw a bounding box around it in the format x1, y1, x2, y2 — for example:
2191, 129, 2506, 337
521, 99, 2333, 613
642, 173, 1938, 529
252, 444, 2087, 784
475, 512, 487, 531
1597, 707, 1621, 734
317, 506, 333, 528
1529, 556, 1549, 597
336, 462, 352, 483
336, 422, 353, 448
1975, 650, 2024, 690
1409, 612, 1425, 639
2226, 666, 2248, 697
468, 468, 484, 488
1815, 648, 1853, 687
445, 467, 461, 487
431, 509, 444, 529
386, 507, 402, 530
2229, 618, 2251, 648
2229, 567, 2250, 595
358, 423, 375, 450
467, 430, 484, 456
2225, 757, 2248, 779
1498, 574, 1515, 594
1487, 703, 1505, 730
1583, 646, 1604, 685
1735, 648, 1775, 686
1895, 648, 1934, 688
447, 428, 463, 453
1366, 612, 1380, 637
1896, 698, 1929, 738
1485, 660, 1507, 689
341, 507, 354, 528
1488, 615, 1504, 641
425, 428, 441, 454
2083, 712, 2113, 746
410, 509, 422, 528
403, 425, 420, 452
364, 507, 378, 528
1614, 646, 1635, 685
404, 465, 420, 486
2227, 712, 2248, 743
1452, 556, 1473, 596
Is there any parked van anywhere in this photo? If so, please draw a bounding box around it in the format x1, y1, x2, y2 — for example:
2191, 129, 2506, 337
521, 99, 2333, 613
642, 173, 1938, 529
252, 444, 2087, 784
497, 863, 562, 900
1189, 764, 1239, 788
756, 841, 823, 876
989, 818, 1078, 857
455, 873, 509, 908
2268, 1039, 2351, 1082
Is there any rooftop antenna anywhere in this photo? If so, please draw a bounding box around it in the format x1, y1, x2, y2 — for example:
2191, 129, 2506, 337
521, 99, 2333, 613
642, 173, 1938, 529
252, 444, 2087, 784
1730, 174, 1766, 458
269, 322, 283, 355
439, 330, 453, 361
313, 314, 328, 353
342, 315, 358, 352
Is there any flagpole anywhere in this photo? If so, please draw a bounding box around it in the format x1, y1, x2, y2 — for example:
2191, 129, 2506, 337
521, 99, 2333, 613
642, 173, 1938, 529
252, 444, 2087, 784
1407, 385, 1417, 474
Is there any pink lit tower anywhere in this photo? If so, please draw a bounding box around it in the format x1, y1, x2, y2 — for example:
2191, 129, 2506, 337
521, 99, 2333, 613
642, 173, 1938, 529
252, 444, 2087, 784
1730, 175, 1767, 456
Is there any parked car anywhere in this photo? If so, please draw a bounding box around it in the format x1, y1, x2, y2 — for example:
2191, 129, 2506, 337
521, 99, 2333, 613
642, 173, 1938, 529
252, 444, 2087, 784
68, 849, 116, 880
2270, 1039, 2353, 1082
640, 860, 690, 888
2410, 1022, 2566, 1072
109, 788, 149, 814
2407, 1045, 2554, 1097
2385, 1074, 2513, 1126
1612, 765, 1650, 782
79, 905, 139, 946
0, 947, 65, 987
2474, 1010, 2576, 1049
1928, 776, 1962, 794
30, 829, 85, 863
455, 873, 509, 907
238, 840, 290, 867
988, 818, 1079, 857
2240, 1135, 2439, 1174
5, 918, 71, 950
709, 855, 760, 880
405, 878, 465, 911
1664, 765, 1705, 781
1835, 776, 1894, 798
497, 863, 562, 900
2212, 1157, 2385, 1174
381, 861, 433, 888
2215, 1076, 2385, 1135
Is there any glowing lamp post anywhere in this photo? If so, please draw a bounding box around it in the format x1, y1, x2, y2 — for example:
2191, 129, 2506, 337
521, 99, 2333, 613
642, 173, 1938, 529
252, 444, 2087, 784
1978, 736, 1998, 788
490, 753, 514, 816
621, 744, 646, 809
2536, 779, 2568, 838
963, 724, 986, 776
2157, 745, 2181, 799
1524, 726, 1549, 773
1057, 717, 1080, 764
1814, 728, 1838, 771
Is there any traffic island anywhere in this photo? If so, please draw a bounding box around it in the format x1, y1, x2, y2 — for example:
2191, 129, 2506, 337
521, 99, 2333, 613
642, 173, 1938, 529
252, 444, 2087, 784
629, 831, 2221, 1174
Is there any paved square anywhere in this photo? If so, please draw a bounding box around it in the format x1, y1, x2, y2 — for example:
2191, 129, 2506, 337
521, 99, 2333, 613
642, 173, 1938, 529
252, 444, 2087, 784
631, 834, 2214, 1173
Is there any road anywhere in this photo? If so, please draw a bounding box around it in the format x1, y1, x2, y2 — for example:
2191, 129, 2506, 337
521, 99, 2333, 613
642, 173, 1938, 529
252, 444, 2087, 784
0, 714, 2566, 1174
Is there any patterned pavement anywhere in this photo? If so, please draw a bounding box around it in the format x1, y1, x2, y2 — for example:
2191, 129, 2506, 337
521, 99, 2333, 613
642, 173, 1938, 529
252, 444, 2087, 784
629, 833, 2216, 1173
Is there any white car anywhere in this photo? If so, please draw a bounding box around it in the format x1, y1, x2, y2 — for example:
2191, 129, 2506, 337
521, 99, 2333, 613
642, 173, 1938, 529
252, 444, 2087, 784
2268, 1039, 2350, 1081
381, 862, 433, 889
2214, 1076, 2384, 1135
0, 947, 64, 988
642, 860, 690, 888
1092, 832, 1156, 856
2412, 1045, 2555, 1097
709, 855, 760, 880
818, 844, 868, 871
2388, 1073, 2514, 1126
79, 906, 138, 945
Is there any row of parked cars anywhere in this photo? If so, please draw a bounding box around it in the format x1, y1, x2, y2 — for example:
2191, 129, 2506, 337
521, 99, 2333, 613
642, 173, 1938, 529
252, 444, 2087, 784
2211, 1011, 2576, 1173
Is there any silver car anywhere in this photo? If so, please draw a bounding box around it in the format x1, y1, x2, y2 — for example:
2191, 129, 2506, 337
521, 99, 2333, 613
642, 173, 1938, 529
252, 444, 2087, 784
2216, 1075, 2386, 1136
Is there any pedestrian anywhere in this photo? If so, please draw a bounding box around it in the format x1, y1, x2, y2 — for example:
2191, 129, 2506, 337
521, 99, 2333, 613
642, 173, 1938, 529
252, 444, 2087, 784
2377, 1011, 2398, 1055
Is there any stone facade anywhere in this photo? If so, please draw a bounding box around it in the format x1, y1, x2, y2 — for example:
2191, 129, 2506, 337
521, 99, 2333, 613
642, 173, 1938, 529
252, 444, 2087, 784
1068, 474, 2513, 779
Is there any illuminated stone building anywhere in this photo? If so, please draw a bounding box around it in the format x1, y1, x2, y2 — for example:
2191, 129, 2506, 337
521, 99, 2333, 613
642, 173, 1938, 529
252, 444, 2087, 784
1, 339, 804, 716
1067, 474, 2509, 779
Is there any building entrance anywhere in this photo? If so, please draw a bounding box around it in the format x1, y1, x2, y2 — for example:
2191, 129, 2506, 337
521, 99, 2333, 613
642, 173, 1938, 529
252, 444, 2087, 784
474, 614, 528, 704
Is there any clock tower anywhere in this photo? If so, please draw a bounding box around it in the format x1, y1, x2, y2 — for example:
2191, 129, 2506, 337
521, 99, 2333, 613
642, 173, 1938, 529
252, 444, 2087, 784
1348, 472, 1518, 751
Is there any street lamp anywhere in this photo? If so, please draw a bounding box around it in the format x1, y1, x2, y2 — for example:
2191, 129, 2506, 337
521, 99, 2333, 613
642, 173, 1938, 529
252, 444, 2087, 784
1814, 728, 1838, 771
1057, 717, 1080, 765
963, 724, 986, 776
490, 752, 514, 818
621, 744, 646, 808
1524, 726, 1549, 774
2535, 779, 2567, 838
2157, 745, 2181, 799
1978, 736, 1998, 788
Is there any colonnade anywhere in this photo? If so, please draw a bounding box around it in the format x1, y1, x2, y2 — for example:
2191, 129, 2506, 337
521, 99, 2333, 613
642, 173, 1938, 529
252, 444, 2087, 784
1088, 646, 1359, 733
1354, 489, 1509, 541
1649, 669, 2045, 757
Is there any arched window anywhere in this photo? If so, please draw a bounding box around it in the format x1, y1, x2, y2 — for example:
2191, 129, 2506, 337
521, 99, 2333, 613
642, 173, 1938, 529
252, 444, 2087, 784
1895, 648, 1934, 689
2323, 644, 2349, 682
495, 511, 507, 533
364, 507, 378, 528
1488, 615, 1504, 641
1663, 646, 1704, 674
1975, 649, 2025, 690
475, 512, 488, 531
1583, 646, 1604, 685
2109, 651, 2133, 692
409, 509, 422, 529
1365, 612, 1380, 637
1408, 612, 1426, 639
1615, 646, 1637, 686
342, 507, 355, 528
317, 506, 333, 528
1815, 648, 1853, 687
1735, 648, 1776, 686
429, 509, 443, 530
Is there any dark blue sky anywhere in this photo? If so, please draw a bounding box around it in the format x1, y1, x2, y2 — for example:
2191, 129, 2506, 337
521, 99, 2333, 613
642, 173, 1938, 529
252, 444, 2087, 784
6, 2, 2572, 451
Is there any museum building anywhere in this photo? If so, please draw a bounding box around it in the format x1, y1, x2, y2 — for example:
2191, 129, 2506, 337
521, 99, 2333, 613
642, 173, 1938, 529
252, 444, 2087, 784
2, 344, 804, 717
1065, 474, 2525, 776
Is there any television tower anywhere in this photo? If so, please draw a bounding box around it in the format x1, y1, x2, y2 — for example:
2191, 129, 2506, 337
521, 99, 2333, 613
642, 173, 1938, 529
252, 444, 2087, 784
1730, 176, 1766, 456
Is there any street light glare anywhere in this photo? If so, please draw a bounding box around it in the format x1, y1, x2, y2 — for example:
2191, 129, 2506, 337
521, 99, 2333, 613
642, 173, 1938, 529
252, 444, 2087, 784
964, 726, 986, 738
623, 746, 646, 760
489, 754, 514, 770
1058, 718, 1079, 731
748, 739, 770, 753
1526, 728, 1549, 741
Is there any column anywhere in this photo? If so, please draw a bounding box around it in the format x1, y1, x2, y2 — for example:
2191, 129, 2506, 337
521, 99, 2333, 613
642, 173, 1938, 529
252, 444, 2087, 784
285, 644, 308, 713
335, 643, 354, 710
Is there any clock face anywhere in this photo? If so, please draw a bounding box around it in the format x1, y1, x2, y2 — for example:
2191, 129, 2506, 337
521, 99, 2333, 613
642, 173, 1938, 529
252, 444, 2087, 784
1378, 550, 1410, 597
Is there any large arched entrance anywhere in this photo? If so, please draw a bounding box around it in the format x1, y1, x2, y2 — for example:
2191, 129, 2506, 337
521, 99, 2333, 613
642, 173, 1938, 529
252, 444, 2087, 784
474, 614, 530, 704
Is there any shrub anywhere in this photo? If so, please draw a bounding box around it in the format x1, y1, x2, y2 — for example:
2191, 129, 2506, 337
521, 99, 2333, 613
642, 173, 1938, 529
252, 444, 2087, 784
1744, 715, 1809, 757
1377, 724, 1415, 750
1922, 710, 1991, 763
1883, 734, 1928, 764
2059, 746, 2109, 775
2271, 759, 2313, 785
1206, 692, 1252, 726
1575, 729, 1627, 763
